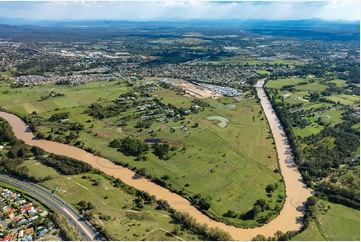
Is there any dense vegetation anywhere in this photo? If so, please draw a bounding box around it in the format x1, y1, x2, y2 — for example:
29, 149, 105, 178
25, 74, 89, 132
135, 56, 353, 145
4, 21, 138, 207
110, 136, 149, 157
49, 211, 84, 241
37, 153, 93, 175
265, 80, 360, 209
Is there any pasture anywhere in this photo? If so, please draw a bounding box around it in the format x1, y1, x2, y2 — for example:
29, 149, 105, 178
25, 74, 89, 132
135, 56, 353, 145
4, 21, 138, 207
2, 79, 283, 228
256, 70, 271, 75
41, 172, 199, 241
328, 79, 348, 87
265, 78, 309, 89
293, 200, 360, 241
20, 159, 60, 180
294, 126, 322, 137
326, 94, 360, 107
73, 95, 283, 227
0, 81, 129, 115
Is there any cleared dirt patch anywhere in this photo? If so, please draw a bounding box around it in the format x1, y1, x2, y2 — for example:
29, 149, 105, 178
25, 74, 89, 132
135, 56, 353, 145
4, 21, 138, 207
170, 79, 222, 99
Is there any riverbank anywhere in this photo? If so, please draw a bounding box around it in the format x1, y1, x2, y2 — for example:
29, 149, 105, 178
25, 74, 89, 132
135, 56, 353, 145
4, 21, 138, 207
0, 80, 312, 240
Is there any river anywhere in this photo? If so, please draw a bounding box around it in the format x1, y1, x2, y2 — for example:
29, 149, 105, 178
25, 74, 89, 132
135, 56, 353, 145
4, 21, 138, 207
0, 79, 313, 240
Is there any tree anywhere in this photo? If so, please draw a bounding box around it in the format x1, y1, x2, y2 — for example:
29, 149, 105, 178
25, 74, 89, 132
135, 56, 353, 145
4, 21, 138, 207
191, 194, 211, 210
153, 143, 170, 159
252, 234, 267, 241
223, 209, 237, 218
49, 112, 69, 122
114, 136, 149, 157
83, 210, 94, 220
77, 200, 87, 209
252, 205, 262, 217
254, 199, 269, 211
306, 196, 318, 206
274, 230, 289, 241
173, 225, 182, 236
265, 184, 276, 193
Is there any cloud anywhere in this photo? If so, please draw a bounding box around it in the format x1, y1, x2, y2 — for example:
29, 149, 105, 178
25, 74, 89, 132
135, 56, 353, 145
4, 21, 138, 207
0, 1, 359, 21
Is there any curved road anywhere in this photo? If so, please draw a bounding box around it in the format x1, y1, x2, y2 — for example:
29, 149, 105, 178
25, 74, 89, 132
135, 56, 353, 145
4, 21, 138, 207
0, 80, 313, 240
0, 174, 101, 241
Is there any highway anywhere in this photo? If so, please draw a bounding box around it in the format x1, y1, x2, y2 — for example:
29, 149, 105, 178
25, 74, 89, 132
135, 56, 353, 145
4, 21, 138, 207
0, 174, 102, 241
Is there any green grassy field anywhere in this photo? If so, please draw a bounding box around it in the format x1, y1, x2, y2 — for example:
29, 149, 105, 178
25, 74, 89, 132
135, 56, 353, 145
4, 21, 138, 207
41, 173, 198, 241
16, 157, 198, 240
1, 79, 283, 228
293, 200, 360, 241
295, 82, 328, 92
20, 159, 61, 179
19, 160, 196, 240
265, 78, 309, 88
266, 78, 328, 92
70, 96, 283, 227
152, 89, 195, 108
328, 79, 348, 87
294, 126, 322, 137
0, 81, 129, 115
256, 70, 271, 75
326, 94, 360, 107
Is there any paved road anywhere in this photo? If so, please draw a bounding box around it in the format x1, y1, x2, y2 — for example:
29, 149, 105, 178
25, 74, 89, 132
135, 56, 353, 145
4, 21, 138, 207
0, 174, 101, 241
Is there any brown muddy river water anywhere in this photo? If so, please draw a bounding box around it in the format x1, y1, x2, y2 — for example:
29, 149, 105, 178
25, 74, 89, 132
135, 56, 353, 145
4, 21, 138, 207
0, 79, 313, 240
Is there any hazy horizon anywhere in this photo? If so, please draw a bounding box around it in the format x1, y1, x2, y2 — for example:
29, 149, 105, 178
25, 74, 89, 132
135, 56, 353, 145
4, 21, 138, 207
0, 1, 359, 22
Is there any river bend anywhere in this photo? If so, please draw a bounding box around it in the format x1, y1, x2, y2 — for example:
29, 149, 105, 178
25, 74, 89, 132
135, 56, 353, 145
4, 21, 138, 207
0, 79, 312, 240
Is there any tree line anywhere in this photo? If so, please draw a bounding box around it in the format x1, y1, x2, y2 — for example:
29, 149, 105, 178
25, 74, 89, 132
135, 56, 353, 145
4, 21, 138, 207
265, 88, 360, 209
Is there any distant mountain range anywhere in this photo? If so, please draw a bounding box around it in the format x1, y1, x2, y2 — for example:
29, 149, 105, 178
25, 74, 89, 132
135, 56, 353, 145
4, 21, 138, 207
0, 17, 359, 29
0, 18, 358, 42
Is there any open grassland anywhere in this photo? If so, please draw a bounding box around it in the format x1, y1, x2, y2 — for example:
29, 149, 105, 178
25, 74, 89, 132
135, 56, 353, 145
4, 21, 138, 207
152, 89, 194, 108
328, 79, 348, 87
39, 170, 198, 241
7, 154, 195, 240
293, 200, 360, 241
294, 126, 322, 137
20, 159, 61, 180
294, 82, 328, 92
265, 77, 310, 88
0, 81, 128, 115
325, 94, 360, 107
2, 80, 283, 228
256, 70, 271, 75
70, 96, 283, 227
266, 78, 329, 92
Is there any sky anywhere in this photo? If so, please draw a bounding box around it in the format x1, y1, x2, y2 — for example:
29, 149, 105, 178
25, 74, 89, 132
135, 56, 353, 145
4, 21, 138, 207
0, 0, 359, 21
